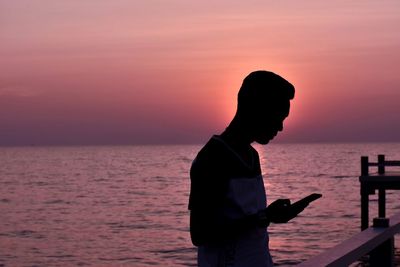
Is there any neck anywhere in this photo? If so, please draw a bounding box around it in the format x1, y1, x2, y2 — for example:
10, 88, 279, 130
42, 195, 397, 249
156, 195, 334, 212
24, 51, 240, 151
220, 116, 253, 152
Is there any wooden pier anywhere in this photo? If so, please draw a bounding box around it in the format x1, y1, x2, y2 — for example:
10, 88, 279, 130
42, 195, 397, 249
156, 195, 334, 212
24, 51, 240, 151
299, 154, 400, 267
360, 154, 400, 230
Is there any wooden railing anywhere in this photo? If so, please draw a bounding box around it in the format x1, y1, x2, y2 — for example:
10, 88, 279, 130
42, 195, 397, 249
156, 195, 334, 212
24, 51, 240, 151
298, 155, 400, 267
297, 212, 400, 267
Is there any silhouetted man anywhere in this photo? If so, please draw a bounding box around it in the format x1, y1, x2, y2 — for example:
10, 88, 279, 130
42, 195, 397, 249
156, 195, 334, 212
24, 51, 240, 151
189, 71, 315, 266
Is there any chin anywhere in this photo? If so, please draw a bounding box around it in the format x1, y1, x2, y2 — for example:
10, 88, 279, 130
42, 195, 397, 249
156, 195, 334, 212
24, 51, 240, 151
255, 134, 277, 145
256, 141, 270, 145
255, 137, 272, 145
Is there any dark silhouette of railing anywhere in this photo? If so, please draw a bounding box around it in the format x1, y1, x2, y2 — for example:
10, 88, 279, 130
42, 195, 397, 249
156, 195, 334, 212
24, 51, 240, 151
298, 154, 400, 267
360, 154, 400, 230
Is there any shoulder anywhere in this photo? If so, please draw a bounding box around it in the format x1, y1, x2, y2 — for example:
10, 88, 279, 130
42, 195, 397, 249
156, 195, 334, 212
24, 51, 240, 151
191, 136, 261, 178
194, 136, 224, 159
191, 136, 235, 174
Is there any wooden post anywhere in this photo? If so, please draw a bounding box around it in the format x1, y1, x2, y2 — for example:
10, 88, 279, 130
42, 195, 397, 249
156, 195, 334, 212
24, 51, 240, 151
361, 156, 369, 230
378, 154, 385, 174
379, 189, 386, 218
361, 156, 369, 176
378, 155, 386, 218
361, 188, 369, 230
369, 238, 395, 267
370, 217, 394, 267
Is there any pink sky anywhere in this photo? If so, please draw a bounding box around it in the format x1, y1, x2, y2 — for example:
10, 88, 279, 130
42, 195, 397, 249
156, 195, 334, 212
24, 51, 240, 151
1, 1, 400, 145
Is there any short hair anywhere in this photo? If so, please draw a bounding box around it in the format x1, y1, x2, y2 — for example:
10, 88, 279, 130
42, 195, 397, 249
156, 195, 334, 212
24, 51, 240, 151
237, 70, 295, 112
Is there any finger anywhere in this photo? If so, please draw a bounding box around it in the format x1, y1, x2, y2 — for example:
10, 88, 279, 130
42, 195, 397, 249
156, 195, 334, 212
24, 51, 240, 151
292, 201, 308, 211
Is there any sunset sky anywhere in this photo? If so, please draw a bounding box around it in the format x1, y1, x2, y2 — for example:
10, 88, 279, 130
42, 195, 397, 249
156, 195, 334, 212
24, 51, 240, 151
1, 1, 400, 145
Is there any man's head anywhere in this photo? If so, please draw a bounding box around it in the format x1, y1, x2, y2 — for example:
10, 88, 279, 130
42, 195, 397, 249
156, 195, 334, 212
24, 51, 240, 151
235, 70, 295, 144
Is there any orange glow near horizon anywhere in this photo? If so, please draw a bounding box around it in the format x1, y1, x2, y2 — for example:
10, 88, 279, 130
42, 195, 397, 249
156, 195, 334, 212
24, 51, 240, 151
1, 1, 400, 145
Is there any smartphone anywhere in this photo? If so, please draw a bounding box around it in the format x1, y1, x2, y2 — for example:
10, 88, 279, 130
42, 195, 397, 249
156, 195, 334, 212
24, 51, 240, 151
291, 193, 322, 209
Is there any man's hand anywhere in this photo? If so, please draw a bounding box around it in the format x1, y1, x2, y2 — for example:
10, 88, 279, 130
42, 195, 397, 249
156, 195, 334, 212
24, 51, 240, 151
267, 198, 306, 224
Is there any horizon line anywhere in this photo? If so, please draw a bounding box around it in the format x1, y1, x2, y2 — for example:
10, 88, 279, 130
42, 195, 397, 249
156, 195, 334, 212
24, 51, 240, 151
1, 140, 400, 148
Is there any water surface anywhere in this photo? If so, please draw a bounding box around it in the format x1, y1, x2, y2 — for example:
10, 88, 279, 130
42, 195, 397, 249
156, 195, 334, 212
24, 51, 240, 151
1, 143, 400, 266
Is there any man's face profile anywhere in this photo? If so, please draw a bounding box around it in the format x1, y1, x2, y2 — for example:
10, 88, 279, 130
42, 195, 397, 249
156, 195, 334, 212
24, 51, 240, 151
251, 99, 290, 145
234, 70, 294, 145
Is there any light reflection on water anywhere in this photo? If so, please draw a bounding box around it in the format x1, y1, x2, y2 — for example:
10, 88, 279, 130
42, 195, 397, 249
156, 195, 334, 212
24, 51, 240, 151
0, 143, 400, 266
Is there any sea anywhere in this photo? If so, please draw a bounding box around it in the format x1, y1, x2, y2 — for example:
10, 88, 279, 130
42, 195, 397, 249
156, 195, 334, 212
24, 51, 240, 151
1, 143, 400, 267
